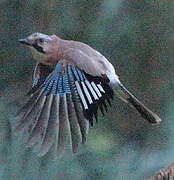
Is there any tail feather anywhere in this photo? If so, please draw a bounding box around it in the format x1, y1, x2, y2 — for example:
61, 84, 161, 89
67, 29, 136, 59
116, 83, 161, 123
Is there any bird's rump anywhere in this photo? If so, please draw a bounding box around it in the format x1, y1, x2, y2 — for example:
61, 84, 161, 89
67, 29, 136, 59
15, 61, 114, 156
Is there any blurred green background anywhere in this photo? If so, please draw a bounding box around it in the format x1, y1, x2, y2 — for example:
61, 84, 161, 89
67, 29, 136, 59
0, 0, 174, 179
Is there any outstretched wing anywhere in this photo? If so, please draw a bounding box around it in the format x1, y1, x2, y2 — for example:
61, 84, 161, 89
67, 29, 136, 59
15, 61, 114, 156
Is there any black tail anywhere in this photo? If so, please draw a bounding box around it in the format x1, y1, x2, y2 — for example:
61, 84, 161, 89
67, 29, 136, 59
115, 83, 161, 124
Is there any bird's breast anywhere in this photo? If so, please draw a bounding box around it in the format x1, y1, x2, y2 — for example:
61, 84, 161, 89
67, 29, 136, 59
30, 47, 58, 66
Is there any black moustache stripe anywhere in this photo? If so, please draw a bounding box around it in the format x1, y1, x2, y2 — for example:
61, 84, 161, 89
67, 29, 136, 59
33, 44, 45, 54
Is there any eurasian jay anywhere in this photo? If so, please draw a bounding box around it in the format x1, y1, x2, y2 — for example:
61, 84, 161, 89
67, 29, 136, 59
16, 32, 161, 156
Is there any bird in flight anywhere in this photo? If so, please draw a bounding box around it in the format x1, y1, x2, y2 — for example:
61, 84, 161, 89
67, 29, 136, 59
16, 32, 161, 157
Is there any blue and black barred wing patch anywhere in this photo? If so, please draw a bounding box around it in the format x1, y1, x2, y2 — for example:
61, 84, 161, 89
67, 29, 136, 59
15, 62, 114, 156
27, 63, 54, 95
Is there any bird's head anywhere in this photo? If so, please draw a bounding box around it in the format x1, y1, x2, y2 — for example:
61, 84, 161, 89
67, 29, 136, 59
19, 32, 61, 65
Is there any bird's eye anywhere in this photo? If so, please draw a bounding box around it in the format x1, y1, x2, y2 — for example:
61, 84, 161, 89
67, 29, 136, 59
38, 38, 44, 44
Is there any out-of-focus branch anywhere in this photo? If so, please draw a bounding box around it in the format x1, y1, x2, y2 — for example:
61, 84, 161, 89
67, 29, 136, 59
148, 163, 174, 180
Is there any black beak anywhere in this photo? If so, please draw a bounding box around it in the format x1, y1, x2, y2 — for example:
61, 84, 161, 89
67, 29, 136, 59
19, 38, 31, 46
